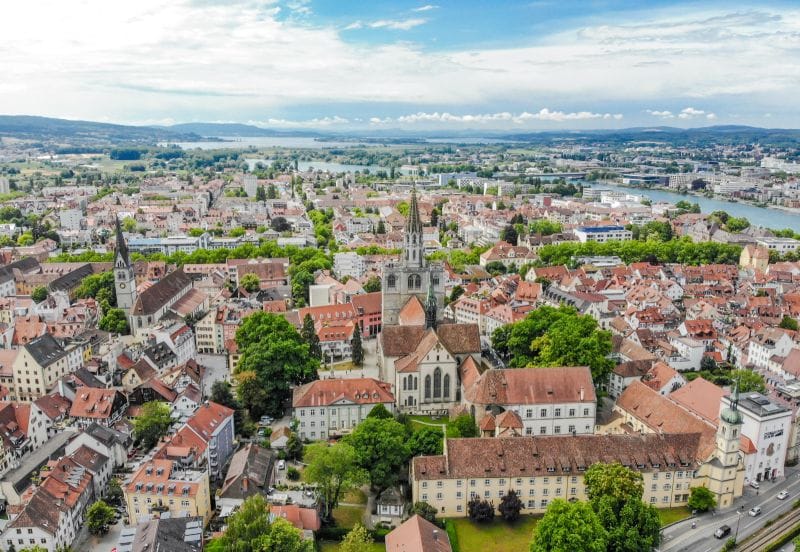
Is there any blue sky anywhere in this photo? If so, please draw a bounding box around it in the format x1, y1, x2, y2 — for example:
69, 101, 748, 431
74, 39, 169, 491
1, 0, 798, 130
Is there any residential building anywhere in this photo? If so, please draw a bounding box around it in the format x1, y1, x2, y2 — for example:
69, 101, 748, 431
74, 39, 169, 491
116, 517, 204, 552
292, 378, 395, 440
69, 387, 128, 428
11, 334, 84, 402
573, 225, 633, 243
385, 514, 452, 552
124, 459, 212, 525
218, 444, 275, 515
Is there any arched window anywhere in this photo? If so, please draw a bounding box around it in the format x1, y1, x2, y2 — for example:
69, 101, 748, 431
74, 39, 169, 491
387, 274, 396, 288
432, 275, 440, 286
433, 367, 442, 398
413, 377, 418, 390
403, 378, 407, 391
408, 274, 421, 289
424, 376, 431, 399
443, 374, 450, 398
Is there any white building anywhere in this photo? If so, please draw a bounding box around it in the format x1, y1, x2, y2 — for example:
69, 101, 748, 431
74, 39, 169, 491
749, 328, 795, 371
755, 237, 800, 254
573, 225, 633, 243
334, 251, 365, 280
58, 208, 83, 231
243, 174, 258, 197
293, 378, 395, 440
724, 392, 792, 483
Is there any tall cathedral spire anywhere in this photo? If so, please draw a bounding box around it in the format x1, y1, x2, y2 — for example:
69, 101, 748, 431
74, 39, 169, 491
115, 216, 130, 269
406, 186, 423, 234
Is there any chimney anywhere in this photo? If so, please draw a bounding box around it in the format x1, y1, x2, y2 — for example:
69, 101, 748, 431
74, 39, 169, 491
580, 386, 584, 401
433, 529, 439, 542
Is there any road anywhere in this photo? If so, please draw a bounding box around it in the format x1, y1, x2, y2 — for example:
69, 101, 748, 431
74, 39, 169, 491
661, 466, 800, 552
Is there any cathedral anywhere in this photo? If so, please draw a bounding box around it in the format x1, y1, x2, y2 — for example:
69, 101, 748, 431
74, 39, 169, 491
381, 188, 445, 326
114, 217, 137, 313
378, 189, 481, 416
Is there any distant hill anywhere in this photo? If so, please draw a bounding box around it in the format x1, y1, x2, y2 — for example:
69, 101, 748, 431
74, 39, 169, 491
166, 122, 321, 138
0, 115, 201, 144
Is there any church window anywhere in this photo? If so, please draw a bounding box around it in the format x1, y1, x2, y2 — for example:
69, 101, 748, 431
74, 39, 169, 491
433, 368, 442, 398
408, 274, 421, 289
414, 377, 418, 390
432, 275, 440, 286
424, 376, 431, 399
403, 379, 407, 391
387, 274, 396, 288
443, 374, 450, 398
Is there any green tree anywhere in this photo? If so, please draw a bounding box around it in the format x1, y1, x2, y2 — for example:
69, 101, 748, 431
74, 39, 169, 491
780, 316, 799, 331
467, 496, 495, 522
376, 219, 386, 234
300, 313, 322, 360
700, 355, 717, 372
362, 275, 381, 292
339, 523, 374, 552
256, 185, 267, 202
593, 494, 661, 552
498, 489, 523, 521
122, 216, 137, 233
451, 414, 478, 438
17, 232, 33, 246
346, 417, 410, 489
530, 499, 608, 552
31, 286, 48, 302
410, 501, 438, 523
286, 431, 304, 461
449, 285, 465, 303
235, 312, 319, 418
262, 517, 313, 552
529, 220, 562, 236
687, 486, 716, 512
85, 500, 115, 535
366, 403, 393, 419
220, 494, 272, 552
267, 184, 278, 199
107, 478, 124, 504
501, 224, 518, 245
240, 273, 261, 292
730, 369, 766, 394
99, 308, 130, 334
75, 271, 117, 307
133, 401, 172, 449
494, 306, 614, 383
304, 442, 368, 522
583, 463, 644, 504
407, 427, 444, 457
229, 227, 246, 238
351, 324, 364, 366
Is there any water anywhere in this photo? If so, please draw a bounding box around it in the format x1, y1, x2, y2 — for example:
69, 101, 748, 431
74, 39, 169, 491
589, 182, 800, 232
244, 158, 387, 174
166, 137, 370, 150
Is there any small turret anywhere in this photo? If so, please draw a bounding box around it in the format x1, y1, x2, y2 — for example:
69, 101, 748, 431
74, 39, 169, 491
425, 273, 437, 329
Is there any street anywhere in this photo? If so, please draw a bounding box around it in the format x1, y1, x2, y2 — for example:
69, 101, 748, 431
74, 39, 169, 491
661, 465, 800, 552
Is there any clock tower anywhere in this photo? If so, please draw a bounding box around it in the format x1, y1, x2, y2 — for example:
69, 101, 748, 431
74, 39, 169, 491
114, 217, 137, 312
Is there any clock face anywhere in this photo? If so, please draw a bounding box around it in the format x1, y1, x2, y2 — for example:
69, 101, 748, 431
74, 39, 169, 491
119, 283, 126, 289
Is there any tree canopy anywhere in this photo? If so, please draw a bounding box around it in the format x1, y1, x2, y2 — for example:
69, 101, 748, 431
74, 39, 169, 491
220, 495, 312, 552
730, 369, 766, 394
85, 500, 115, 535
688, 486, 716, 512
304, 442, 368, 522
346, 417, 410, 489
530, 499, 608, 552
133, 401, 172, 449
583, 462, 644, 504
235, 312, 319, 418
492, 306, 614, 383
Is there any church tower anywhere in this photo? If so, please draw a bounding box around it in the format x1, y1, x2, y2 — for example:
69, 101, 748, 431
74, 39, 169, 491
708, 380, 744, 508
381, 188, 445, 326
114, 217, 137, 312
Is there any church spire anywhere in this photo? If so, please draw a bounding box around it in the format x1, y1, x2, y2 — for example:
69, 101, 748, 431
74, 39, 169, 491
115, 216, 130, 268
406, 186, 423, 235
425, 272, 437, 329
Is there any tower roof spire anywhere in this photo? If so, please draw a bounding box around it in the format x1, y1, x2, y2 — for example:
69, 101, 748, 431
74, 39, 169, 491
425, 269, 437, 329
115, 216, 130, 266
406, 187, 423, 234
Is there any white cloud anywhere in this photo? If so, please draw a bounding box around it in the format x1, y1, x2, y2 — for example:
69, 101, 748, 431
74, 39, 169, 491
678, 107, 708, 119
247, 116, 350, 128
706, 112, 717, 120
413, 4, 438, 12
646, 110, 674, 119
368, 18, 427, 30
0, 2, 798, 126
371, 109, 622, 126
343, 21, 363, 30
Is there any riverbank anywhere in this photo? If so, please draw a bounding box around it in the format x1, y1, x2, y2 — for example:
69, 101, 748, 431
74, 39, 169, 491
589, 181, 800, 231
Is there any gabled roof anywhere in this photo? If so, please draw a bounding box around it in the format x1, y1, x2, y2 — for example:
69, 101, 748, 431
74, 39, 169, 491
386, 514, 452, 552
132, 268, 192, 316
465, 366, 595, 406
293, 377, 394, 407
185, 401, 234, 442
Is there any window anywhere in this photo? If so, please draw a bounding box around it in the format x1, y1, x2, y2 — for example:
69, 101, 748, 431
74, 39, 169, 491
554, 408, 561, 417
422, 494, 428, 501
651, 484, 657, 491
433, 368, 442, 398
529, 489, 535, 496
470, 479, 476, 487
569, 408, 575, 417
484, 490, 491, 498
540, 426, 547, 435
568, 425, 575, 434
387, 274, 396, 288
485, 479, 491, 486
437, 481, 443, 488
456, 492, 462, 499
650, 497, 657, 504
662, 496, 670, 503
583, 408, 590, 416
422, 482, 428, 489
436, 493, 443, 500
443, 374, 450, 398
408, 274, 421, 289
540, 408, 547, 417
457, 480, 463, 487
526, 409, 533, 418
457, 505, 463, 512
542, 489, 549, 496
554, 426, 561, 434
424, 376, 431, 399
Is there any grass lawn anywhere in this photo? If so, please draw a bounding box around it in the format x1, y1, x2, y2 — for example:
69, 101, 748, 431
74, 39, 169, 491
451, 516, 538, 552
658, 506, 692, 526
408, 415, 460, 437
320, 542, 385, 552
343, 487, 368, 505
332, 505, 365, 529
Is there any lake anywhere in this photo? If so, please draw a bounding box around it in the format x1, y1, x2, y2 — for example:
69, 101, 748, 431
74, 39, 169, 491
167, 137, 370, 150
589, 182, 800, 232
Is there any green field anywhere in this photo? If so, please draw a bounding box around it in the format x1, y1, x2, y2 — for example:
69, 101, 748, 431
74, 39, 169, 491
658, 506, 692, 526
450, 516, 538, 552
408, 415, 459, 437
342, 487, 368, 505
320, 542, 385, 552
332, 505, 365, 529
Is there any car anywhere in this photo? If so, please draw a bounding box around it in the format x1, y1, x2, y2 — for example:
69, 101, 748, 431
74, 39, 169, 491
714, 525, 731, 539
259, 416, 273, 425
778, 490, 790, 500
277, 460, 286, 470
749, 481, 760, 489
304, 489, 314, 497
748, 506, 762, 516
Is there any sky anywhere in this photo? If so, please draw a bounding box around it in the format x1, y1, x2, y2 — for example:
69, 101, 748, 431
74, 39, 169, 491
1, 0, 799, 131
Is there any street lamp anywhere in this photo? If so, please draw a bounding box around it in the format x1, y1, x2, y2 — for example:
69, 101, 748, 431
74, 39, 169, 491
734, 509, 743, 543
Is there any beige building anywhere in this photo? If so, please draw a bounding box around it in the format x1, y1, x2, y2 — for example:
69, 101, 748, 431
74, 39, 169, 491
11, 334, 84, 402
124, 459, 212, 525
412, 423, 744, 517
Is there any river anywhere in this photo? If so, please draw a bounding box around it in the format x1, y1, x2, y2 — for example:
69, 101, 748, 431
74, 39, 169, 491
588, 182, 800, 232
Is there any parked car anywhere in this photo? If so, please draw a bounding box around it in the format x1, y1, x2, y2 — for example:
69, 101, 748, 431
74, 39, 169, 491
778, 490, 790, 500
277, 460, 286, 470
749, 481, 760, 489
259, 416, 273, 425
714, 525, 731, 539
748, 506, 761, 516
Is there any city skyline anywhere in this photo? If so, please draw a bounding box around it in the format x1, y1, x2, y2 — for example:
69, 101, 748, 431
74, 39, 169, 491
2, 1, 799, 130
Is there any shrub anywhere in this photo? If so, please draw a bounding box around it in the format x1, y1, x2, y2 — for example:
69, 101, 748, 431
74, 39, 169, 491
287, 466, 301, 481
